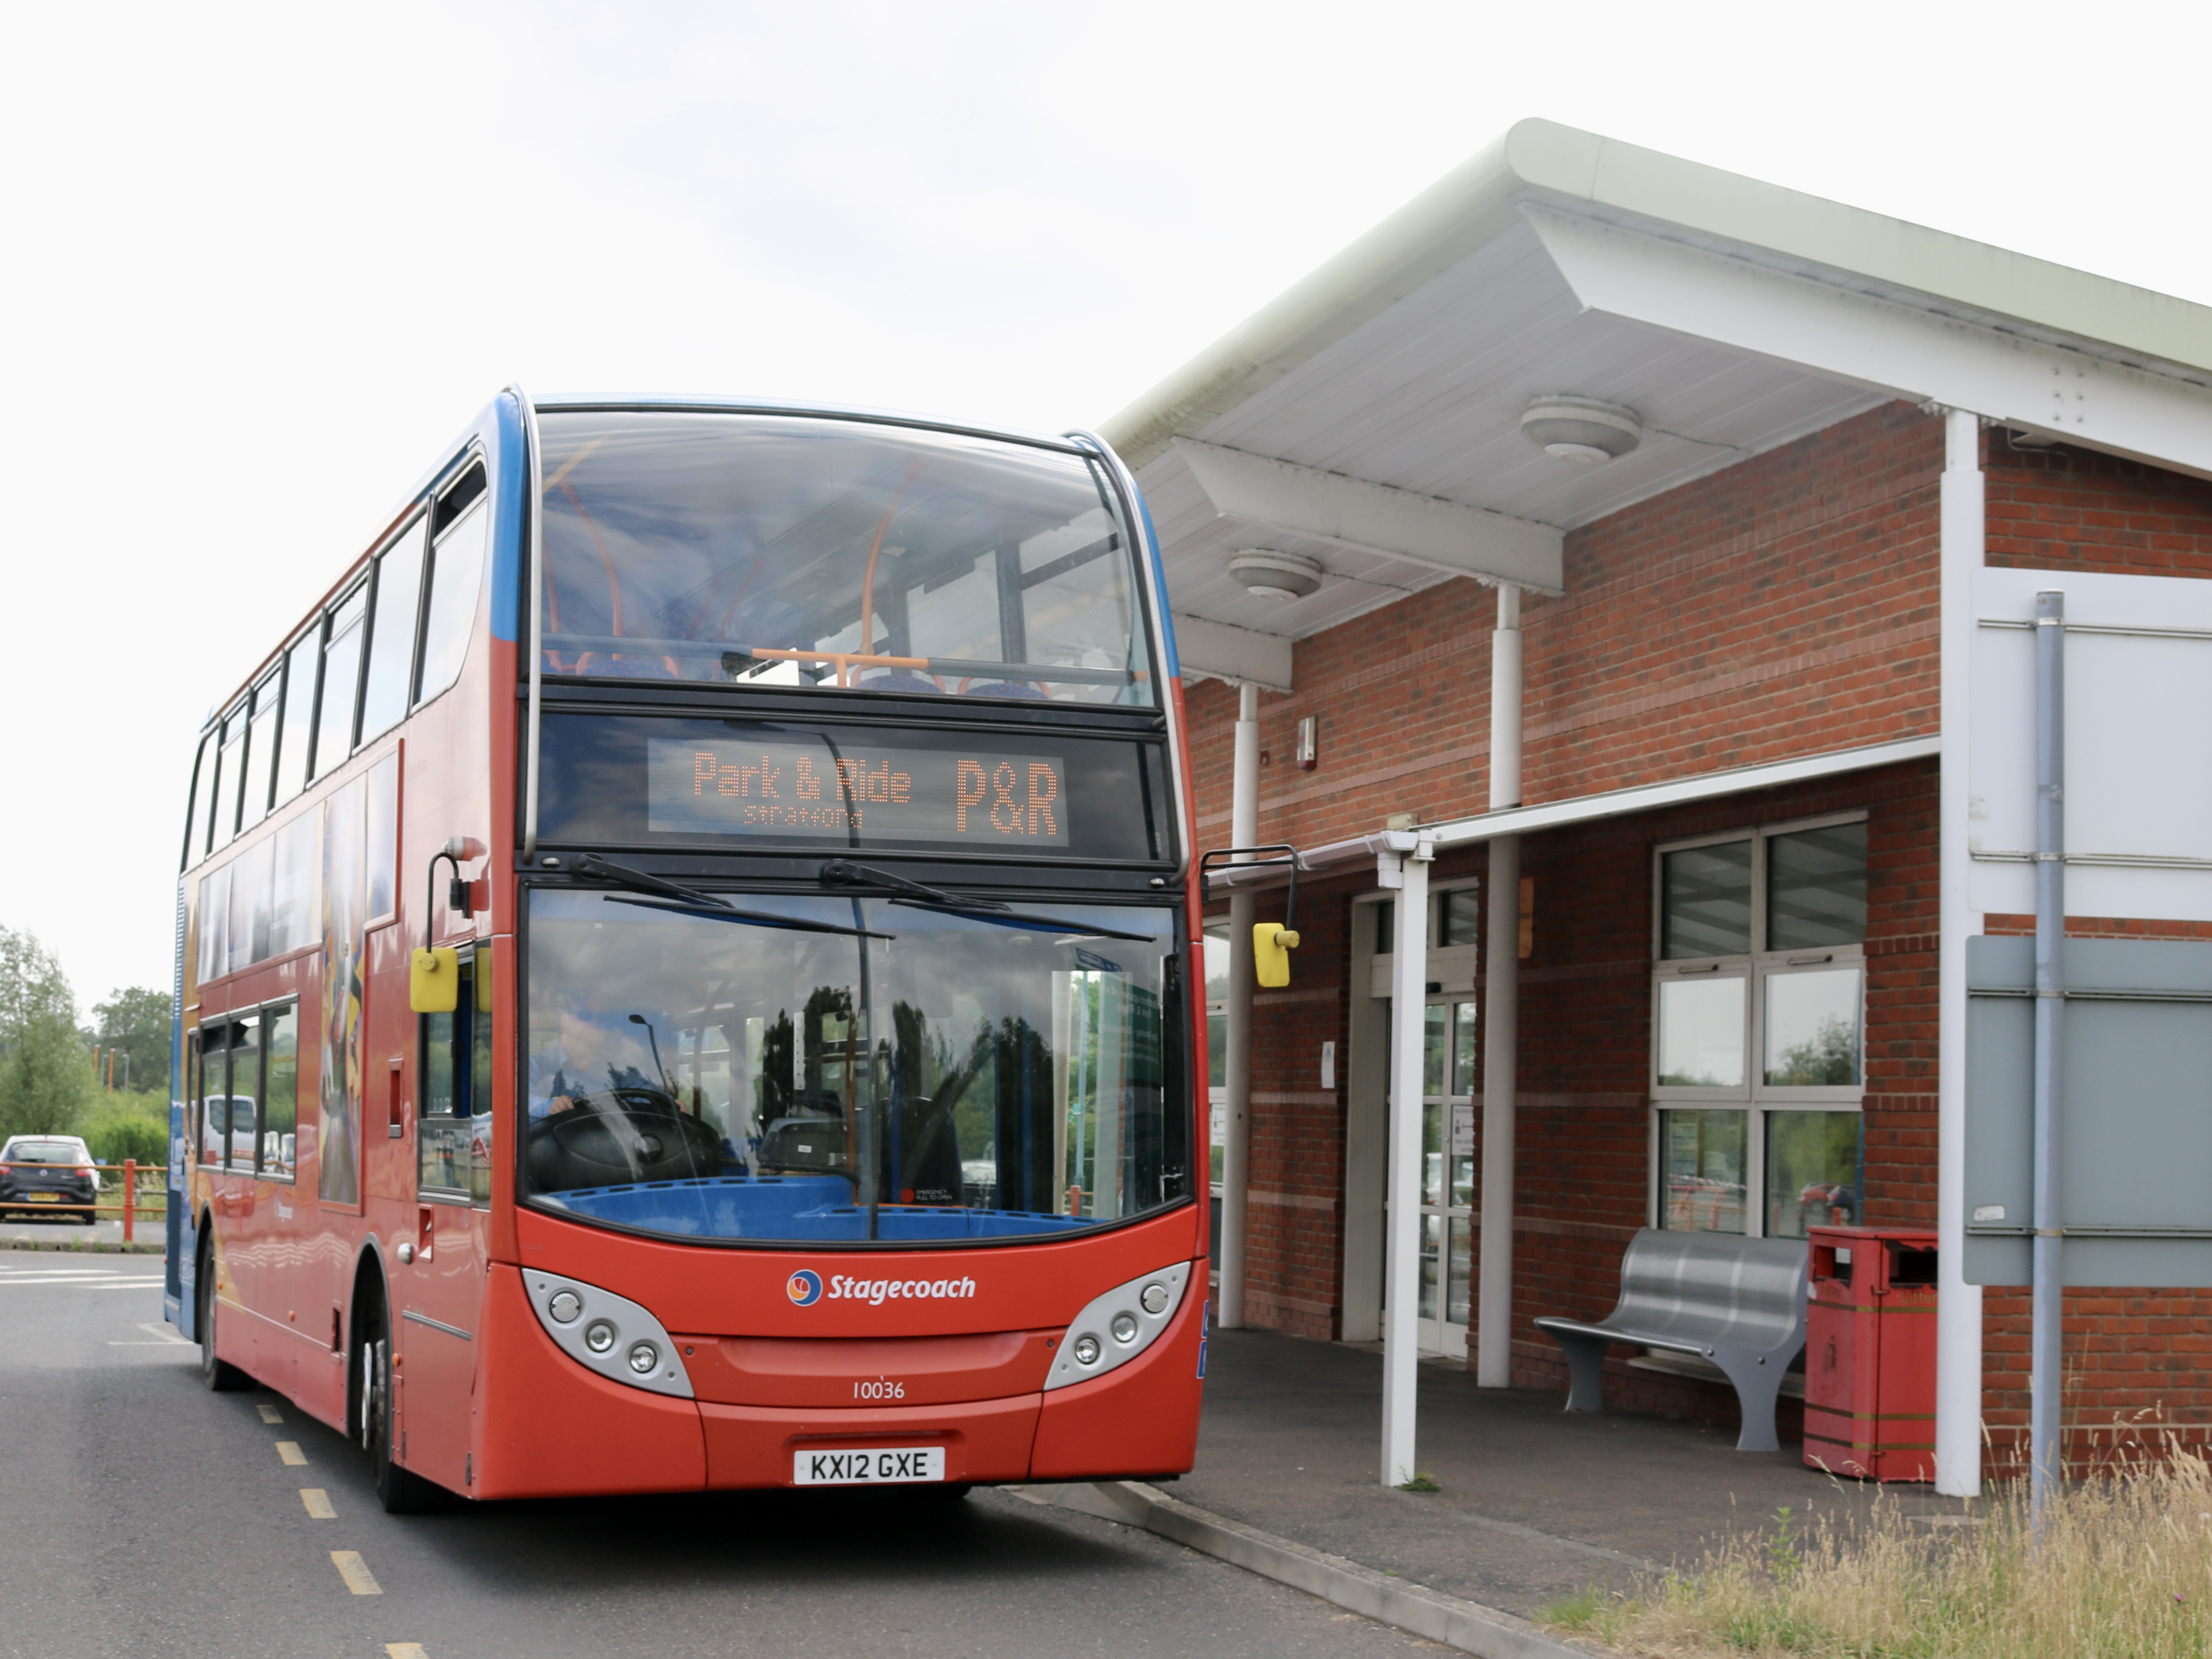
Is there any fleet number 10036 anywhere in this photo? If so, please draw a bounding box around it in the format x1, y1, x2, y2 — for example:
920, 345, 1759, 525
854, 1379, 906, 1400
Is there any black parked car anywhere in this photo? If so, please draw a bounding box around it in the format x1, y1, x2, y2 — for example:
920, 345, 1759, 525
0, 1136, 100, 1223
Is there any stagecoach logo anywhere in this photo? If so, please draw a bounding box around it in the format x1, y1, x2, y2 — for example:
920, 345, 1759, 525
785, 1271, 979, 1308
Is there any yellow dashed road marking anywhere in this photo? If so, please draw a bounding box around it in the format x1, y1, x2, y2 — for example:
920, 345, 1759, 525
257, 1403, 283, 1423
386, 1645, 429, 1658
276, 1442, 307, 1466
331, 1551, 383, 1595
301, 1488, 336, 1519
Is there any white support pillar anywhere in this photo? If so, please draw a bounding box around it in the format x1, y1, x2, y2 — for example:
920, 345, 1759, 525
1936, 409, 1985, 1497
1477, 584, 1522, 1389
1381, 838, 1434, 1487
1220, 683, 1260, 1329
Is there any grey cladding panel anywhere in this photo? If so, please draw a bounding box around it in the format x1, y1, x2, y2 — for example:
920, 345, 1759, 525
1964, 935, 2212, 1287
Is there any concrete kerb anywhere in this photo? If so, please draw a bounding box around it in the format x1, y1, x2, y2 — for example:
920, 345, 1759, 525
1010, 1480, 1600, 1659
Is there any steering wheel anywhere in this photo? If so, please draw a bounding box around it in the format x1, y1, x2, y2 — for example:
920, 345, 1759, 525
526, 1087, 727, 1192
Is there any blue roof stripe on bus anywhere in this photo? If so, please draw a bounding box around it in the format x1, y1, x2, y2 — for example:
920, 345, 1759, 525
1139, 491, 1180, 681
488, 391, 527, 643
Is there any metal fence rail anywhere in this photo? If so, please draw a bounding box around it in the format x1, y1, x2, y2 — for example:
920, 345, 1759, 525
0, 1160, 167, 1243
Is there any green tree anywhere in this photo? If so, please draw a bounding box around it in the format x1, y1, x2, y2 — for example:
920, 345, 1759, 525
0, 927, 95, 1139
91, 985, 172, 1096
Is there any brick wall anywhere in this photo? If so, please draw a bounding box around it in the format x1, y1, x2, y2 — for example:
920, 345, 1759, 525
1226, 761, 1937, 1428
1192, 401, 2212, 1463
1985, 436, 2212, 578
1189, 400, 1944, 848
1978, 437, 2212, 1473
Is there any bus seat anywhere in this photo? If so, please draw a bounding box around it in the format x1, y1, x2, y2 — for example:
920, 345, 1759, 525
855, 670, 942, 695
959, 681, 1048, 702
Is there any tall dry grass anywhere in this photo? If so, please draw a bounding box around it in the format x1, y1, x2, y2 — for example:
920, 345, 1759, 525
1547, 1438, 2212, 1658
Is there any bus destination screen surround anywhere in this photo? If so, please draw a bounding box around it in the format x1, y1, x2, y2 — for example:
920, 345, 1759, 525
542, 714, 1164, 861
648, 738, 1069, 846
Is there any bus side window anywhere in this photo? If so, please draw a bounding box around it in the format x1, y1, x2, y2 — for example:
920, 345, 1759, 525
263, 1004, 298, 1180
228, 1014, 261, 1176
470, 952, 493, 1205
420, 954, 474, 1196
186, 1030, 205, 1166
198, 1025, 227, 1168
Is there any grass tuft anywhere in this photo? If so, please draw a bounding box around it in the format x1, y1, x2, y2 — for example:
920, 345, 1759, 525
1544, 1435, 2212, 1658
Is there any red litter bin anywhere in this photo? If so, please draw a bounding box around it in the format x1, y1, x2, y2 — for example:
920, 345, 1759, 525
1803, 1225, 1938, 1481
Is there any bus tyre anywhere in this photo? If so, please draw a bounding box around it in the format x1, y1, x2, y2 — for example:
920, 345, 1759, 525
196, 1236, 250, 1392
360, 1303, 446, 1514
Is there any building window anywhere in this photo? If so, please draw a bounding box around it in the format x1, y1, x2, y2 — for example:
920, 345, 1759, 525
1651, 815, 1866, 1239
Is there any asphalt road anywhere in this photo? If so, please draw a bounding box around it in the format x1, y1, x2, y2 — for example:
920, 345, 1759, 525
0, 1250, 1431, 1659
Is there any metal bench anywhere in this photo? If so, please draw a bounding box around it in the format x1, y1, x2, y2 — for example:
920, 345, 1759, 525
1533, 1228, 1809, 1452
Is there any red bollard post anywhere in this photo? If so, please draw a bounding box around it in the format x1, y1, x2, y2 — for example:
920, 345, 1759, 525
122, 1159, 135, 1245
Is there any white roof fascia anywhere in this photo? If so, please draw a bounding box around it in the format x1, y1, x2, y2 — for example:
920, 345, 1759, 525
1205, 734, 1939, 890
1528, 208, 2212, 481
1101, 118, 2212, 472
1173, 613, 1296, 692
1171, 439, 1564, 594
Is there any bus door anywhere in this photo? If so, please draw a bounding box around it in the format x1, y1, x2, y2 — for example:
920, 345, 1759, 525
400, 946, 492, 1490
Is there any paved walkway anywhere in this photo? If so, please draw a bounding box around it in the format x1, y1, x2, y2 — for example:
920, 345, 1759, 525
1178, 1327, 1963, 1619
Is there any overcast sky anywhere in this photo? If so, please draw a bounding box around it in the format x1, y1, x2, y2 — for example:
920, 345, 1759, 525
5, 0, 2207, 1016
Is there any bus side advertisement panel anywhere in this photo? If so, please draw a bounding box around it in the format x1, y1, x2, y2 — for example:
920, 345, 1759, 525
1027, 1283, 1205, 1480
471, 1264, 706, 1499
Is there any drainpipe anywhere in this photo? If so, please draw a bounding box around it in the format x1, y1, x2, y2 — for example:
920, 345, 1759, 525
1936, 407, 1985, 1498
1220, 682, 1259, 1329
2030, 588, 2065, 1526
1382, 835, 1434, 1486
1477, 584, 1522, 1389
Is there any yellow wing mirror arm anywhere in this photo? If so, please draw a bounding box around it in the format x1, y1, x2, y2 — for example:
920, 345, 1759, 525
1198, 843, 1304, 988
410, 835, 487, 1014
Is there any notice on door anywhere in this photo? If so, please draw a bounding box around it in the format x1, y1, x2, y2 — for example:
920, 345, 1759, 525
646, 738, 1069, 847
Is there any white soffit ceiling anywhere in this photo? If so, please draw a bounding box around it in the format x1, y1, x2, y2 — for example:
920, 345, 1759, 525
1146, 214, 1885, 650
1127, 118, 2212, 679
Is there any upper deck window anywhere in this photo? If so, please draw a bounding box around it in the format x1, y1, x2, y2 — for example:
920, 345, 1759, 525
535, 412, 1155, 708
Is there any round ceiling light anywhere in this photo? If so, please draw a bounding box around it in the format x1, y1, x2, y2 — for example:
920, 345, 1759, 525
1520, 396, 1642, 465
1228, 549, 1323, 602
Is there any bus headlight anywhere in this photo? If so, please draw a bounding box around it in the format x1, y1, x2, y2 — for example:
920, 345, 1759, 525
525, 1272, 694, 1401
1046, 1263, 1192, 1392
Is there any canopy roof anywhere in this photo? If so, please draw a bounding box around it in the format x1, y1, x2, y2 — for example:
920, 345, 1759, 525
1110, 119, 2212, 688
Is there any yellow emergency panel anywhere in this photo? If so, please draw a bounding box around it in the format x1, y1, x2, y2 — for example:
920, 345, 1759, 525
410, 946, 460, 1013
1254, 923, 1301, 988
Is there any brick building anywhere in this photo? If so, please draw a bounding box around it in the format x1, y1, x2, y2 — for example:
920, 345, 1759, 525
1102, 119, 2212, 1495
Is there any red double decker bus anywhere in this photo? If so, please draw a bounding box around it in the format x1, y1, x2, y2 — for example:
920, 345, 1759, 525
166, 394, 1207, 1511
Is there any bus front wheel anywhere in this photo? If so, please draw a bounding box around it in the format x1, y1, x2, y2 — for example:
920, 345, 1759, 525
359, 1297, 447, 1514
196, 1232, 250, 1392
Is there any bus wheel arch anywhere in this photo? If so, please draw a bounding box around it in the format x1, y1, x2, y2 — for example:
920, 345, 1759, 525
349, 1242, 446, 1513
194, 1216, 249, 1392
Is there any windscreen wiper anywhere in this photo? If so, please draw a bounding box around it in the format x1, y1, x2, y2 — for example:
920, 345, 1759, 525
818, 859, 1157, 944
573, 853, 895, 940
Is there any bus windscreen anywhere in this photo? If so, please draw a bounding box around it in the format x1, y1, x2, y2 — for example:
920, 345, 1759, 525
523, 889, 1191, 1245
536, 411, 1155, 706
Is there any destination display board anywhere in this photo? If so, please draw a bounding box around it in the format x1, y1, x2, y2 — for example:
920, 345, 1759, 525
536, 713, 1166, 863
646, 739, 1069, 846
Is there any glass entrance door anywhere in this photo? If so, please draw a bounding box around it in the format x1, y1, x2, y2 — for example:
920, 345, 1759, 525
1415, 1000, 1476, 1357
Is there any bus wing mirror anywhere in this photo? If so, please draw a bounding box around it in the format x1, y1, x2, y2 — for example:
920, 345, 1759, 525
411, 946, 460, 1013
1254, 924, 1300, 989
